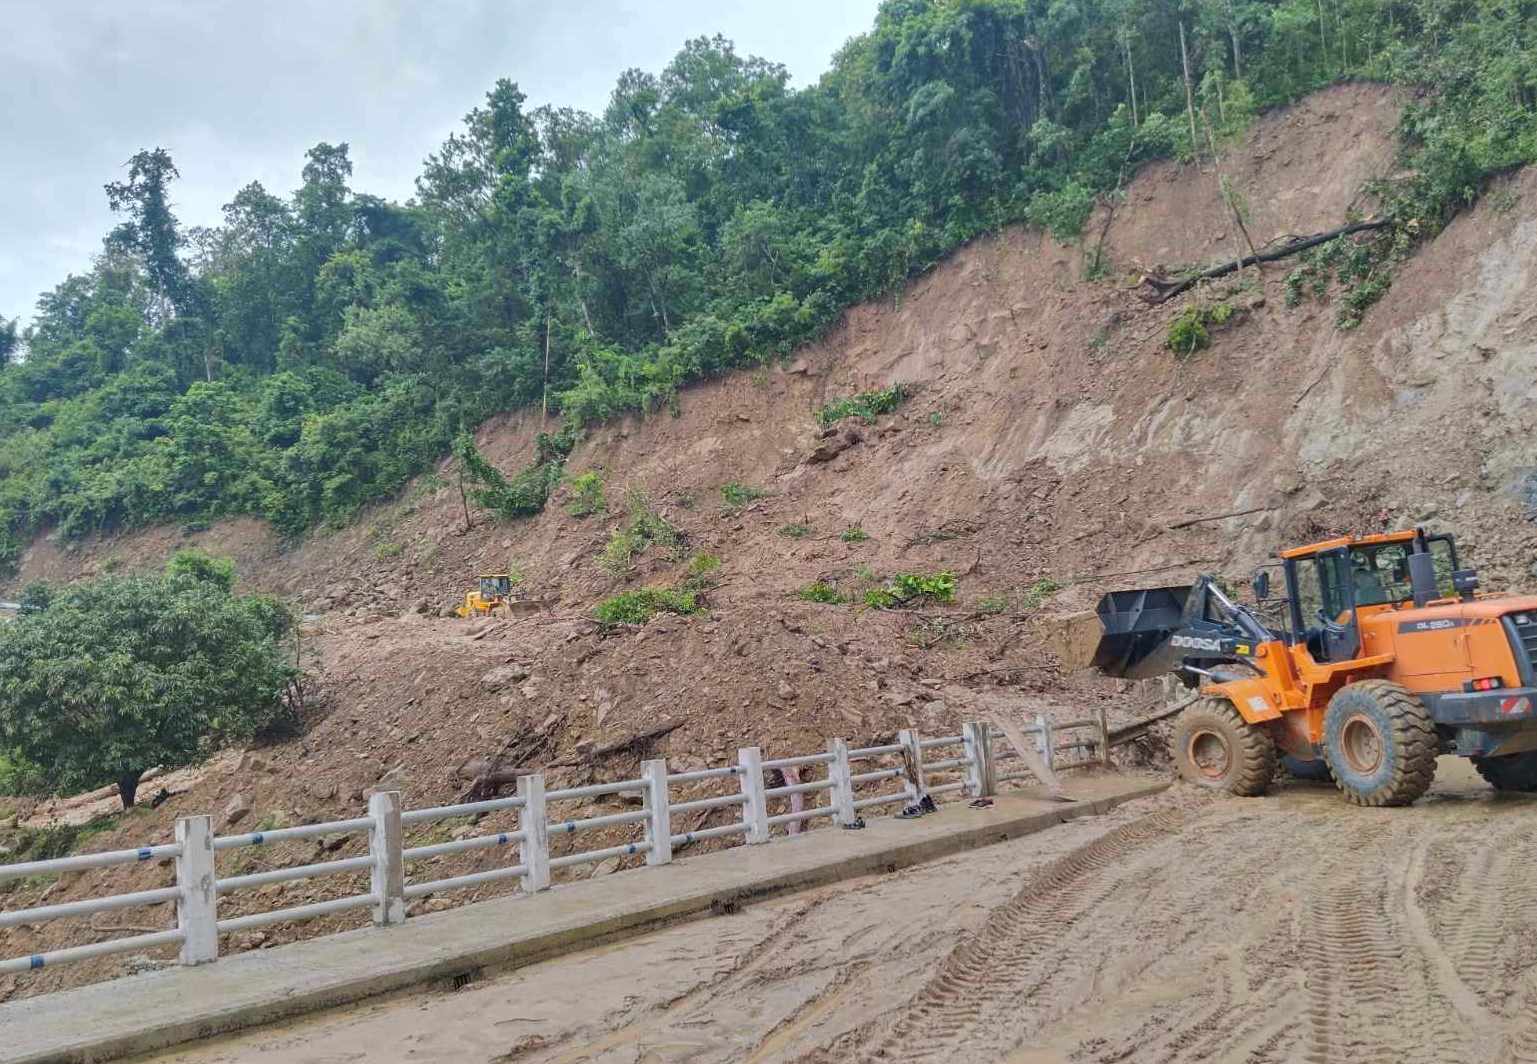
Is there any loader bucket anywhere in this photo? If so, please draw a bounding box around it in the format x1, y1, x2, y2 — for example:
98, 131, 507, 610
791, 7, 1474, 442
1090, 585, 1193, 679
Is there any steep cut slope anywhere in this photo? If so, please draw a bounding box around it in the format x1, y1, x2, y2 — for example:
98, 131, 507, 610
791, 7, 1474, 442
6, 83, 1537, 999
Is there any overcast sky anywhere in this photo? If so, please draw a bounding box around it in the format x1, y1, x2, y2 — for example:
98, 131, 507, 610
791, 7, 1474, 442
1, 0, 879, 327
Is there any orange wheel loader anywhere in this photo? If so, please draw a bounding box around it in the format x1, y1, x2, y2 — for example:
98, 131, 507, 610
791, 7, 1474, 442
1091, 528, 1537, 805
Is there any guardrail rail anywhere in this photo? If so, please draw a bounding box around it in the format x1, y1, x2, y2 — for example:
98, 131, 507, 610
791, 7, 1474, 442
1, 712, 1111, 975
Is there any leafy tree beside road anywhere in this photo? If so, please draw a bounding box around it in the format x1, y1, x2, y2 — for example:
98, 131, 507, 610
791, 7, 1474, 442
0, 552, 296, 808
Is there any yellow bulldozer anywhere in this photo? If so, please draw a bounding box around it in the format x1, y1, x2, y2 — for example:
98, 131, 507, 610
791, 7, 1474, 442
455, 573, 514, 618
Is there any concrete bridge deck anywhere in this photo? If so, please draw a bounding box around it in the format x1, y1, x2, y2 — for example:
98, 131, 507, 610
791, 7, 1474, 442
2, 774, 1165, 1064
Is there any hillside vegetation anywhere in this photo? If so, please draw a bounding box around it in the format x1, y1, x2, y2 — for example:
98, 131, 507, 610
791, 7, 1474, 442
1, 0, 1533, 570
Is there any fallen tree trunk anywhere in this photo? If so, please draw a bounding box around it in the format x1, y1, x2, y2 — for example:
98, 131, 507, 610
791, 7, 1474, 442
1108, 693, 1200, 746
1166, 505, 1273, 531
1137, 219, 1391, 304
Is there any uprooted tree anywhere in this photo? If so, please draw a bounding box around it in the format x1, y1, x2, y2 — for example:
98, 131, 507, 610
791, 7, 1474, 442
0, 551, 298, 808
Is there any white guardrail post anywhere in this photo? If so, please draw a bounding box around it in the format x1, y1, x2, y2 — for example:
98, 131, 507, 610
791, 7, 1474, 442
175, 815, 218, 965
1036, 713, 1055, 770
897, 728, 926, 803
827, 738, 857, 826
962, 721, 994, 798
738, 746, 770, 844
368, 791, 406, 926
518, 773, 551, 892
642, 759, 672, 866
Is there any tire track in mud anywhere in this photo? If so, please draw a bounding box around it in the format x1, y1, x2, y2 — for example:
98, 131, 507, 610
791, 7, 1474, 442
1298, 817, 1483, 1064
817, 809, 1194, 1063
1484, 818, 1537, 1063
1081, 810, 1316, 1064
1302, 884, 1398, 1064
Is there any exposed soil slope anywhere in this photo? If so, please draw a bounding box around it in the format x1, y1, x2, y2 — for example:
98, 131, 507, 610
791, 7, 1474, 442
7, 81, 1537, 1001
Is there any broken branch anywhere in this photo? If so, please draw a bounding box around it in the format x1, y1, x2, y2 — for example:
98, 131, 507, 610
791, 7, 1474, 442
1167, 505, 1274, 530
1137, 219, 1391, 304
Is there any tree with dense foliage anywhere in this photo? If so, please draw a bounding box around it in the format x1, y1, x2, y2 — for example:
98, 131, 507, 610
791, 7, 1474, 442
0, 0, 1531, 570
0, 554, 296, 808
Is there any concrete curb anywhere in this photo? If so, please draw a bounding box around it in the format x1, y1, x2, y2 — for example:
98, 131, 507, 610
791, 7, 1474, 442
3, 776, 1166, 1064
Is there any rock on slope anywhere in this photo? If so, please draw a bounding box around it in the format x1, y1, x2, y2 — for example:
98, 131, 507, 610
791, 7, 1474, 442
6, 82, 1537, 998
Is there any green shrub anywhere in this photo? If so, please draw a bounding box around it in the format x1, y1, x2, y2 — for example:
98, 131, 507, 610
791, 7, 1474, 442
594, 587, 700, 625
721, 482, 769, 512
598, 490, 683, 575
840, 525, 869, 543
867, 570, 956, 609
798, 580, 851, 604
0, 748, 45, 796
0, 818, 119, 883
374, 539, 404, 560
977, 594, 1009, 614
1166, 305, 1210, 356
455, 430, 574, 521
681, 552, 722, 591
1019, 578, 1062, 610
0, 561, 297, 808
816, 384, 907, 427
1024, 181, 1097, 239
778, 522, 811, 538
565, 470, 607, 517
166, 548, 236, 591
597, 531, 636, 575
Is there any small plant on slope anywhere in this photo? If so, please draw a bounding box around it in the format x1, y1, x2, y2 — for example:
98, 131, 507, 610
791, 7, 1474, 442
593, 587, 700, 625
817, 384, 907, 428
865, 570, 957, 609
798, 580, 852, 605
720, 481, 769, 513
566, 470, 607, 517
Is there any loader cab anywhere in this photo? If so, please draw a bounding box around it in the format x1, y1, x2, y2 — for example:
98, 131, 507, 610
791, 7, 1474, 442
1281, 530, 1463, 663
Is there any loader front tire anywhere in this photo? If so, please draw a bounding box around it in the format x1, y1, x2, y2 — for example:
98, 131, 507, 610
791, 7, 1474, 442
1323, 680, 1438, 807
1173, 698, 1276, 796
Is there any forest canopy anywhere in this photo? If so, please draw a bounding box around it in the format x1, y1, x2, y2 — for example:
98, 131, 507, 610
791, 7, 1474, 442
2, 0, 1532, 570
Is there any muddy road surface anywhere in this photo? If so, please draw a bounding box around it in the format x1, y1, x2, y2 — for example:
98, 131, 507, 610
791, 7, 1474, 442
139, 760, 1537, 1064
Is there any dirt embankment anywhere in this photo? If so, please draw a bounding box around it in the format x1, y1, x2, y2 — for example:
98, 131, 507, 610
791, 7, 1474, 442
6, 81, 1537, 1000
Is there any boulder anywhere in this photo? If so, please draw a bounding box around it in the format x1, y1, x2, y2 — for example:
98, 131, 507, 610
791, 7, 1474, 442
589, 857, 623, 877
482, 664, 530, 688
221, 793, 252, 828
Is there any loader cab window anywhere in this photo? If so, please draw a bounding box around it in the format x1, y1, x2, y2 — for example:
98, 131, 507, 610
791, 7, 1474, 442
1347, 544, 1411, 607
1334, 539, 1459, 609
1319, 550, 1358, 623
1290, 558, 1324, 636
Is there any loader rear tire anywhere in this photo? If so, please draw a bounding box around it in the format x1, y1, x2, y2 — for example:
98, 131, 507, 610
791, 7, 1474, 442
1472, 751, 1537, 792
1323, 680, 1438, 806
1173, 698, 1275, 796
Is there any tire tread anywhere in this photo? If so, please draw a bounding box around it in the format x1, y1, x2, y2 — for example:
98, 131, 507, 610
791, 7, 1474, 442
1174, 698, 1276, 797
1327, 679, 1437, 807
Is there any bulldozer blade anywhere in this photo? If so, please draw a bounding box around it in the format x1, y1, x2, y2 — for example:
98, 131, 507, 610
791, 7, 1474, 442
1090, 585, 1194, 679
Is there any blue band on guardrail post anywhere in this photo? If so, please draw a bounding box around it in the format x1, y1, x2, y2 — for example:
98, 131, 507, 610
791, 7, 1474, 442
137, 848, 152, 861
497, 834, 508, 846
29, 955, 43, 970
251, 833, 264, 845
